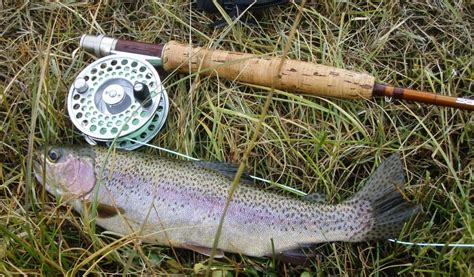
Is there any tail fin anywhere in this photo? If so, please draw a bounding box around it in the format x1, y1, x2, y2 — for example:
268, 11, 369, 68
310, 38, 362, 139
349, 154, 420, 241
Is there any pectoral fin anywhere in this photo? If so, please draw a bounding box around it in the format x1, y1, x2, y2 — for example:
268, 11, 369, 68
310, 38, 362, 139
84, 201, 125, 218
182, 241, 225, 258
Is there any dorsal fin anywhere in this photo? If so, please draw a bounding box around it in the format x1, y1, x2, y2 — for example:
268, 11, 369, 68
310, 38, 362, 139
194, 160, 253, 182
303, 192, 326, 203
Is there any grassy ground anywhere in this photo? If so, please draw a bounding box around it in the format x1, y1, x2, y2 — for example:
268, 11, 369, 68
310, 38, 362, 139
1, 1, 473, 275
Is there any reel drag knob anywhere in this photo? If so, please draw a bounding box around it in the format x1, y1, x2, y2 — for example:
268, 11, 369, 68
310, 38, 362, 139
133, 82, 152, 108
67, 55, 169, 150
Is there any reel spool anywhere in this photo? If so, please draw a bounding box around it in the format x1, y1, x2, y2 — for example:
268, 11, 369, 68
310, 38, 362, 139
67, 55, 169, 150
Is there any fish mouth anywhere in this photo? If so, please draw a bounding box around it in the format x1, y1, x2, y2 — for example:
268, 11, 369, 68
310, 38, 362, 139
32, 153, 58, 196
32, 150, 46, 185
32, 158, 44, 184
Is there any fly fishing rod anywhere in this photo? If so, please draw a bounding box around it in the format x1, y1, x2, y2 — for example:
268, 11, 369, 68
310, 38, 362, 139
68, 35, 473, 149
79, 35, 474, 111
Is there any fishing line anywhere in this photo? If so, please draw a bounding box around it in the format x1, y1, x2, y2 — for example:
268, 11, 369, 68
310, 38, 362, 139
388, 239, 474, 249
125, 138, 474, 250
124, 138, 306, 195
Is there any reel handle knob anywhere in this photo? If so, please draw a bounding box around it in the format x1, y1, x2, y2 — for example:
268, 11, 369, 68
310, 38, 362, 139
133, 82, 152, 108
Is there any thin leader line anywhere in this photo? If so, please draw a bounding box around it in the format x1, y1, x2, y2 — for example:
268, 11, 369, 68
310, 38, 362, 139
387, 239, 474, 248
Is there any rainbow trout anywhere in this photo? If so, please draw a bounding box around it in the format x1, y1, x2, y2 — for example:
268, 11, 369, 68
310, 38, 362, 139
33, 145, 419, 258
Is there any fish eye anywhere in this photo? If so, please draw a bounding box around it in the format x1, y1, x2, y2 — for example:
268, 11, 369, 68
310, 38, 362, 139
47, 148, 62, 162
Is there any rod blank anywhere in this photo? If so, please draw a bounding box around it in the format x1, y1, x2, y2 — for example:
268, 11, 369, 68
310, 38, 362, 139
373, 84, 474, 110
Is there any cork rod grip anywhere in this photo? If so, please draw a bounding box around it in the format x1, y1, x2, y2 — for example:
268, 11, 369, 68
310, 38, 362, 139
162, 41, 375, 99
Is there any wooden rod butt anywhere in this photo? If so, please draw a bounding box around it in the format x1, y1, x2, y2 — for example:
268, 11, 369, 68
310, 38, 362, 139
115, 40, 164, 58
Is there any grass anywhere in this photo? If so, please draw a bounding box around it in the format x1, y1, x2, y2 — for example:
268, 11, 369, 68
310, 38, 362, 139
1, 0, 473, 275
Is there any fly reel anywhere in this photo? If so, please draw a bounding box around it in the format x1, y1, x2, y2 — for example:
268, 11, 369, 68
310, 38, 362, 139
68, 55, 169, 150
